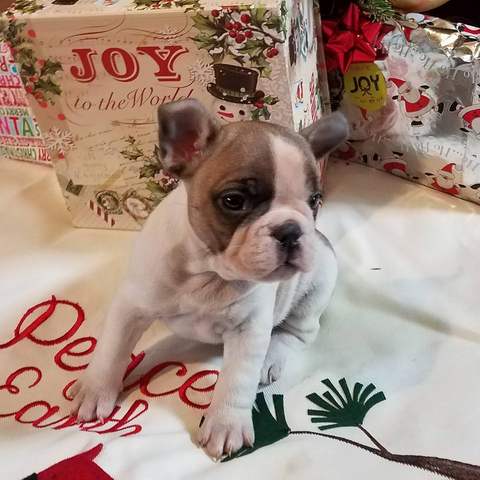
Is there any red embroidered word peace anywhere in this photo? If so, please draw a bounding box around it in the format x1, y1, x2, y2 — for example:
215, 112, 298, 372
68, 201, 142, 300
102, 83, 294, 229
0, 296, 219, 437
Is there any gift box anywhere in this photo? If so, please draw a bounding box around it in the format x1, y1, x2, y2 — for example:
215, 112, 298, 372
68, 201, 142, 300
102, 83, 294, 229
0, 40, 50, 164
322, 1, 480, 205
0, 0, 329, 230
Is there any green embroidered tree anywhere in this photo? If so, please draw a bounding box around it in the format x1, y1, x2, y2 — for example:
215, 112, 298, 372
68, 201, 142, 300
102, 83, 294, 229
303, 379, 480, 480
306, 377, 386, 431
224, 378, 480, 480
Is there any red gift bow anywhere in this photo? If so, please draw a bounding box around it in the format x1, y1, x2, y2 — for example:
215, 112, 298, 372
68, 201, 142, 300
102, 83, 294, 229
322, 3, 394, 74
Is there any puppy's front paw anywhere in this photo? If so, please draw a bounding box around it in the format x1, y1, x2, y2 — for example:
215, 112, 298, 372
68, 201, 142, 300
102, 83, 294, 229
70, 373, 121, 422
197, 406, 254, 460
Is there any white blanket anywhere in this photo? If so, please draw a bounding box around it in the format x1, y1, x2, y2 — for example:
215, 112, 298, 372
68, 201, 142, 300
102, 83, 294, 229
1, 158, 480, 480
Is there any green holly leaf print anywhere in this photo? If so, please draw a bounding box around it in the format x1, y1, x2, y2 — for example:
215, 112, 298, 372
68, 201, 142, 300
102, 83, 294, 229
263, 95, 279, 106
251, 6, 268, 25
190, 34, 216, 51
139, 163, 161, 179
146, 180, 168, 196
253, 55, 272, 79
191, 12, 219, 35
223, 393, 290, 462
41, 59, 62, 76
265, 16, 282, 32
251, 109, 261, 121
242, 39, 264, 58
36, 77, 61, 96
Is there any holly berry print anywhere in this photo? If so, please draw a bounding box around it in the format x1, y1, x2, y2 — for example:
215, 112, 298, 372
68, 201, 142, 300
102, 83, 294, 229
1, 9, 62, 107
191, 6, 286, 78
251, 94, 279, 120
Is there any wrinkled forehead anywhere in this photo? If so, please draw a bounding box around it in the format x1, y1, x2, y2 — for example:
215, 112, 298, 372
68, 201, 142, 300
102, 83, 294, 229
194, 122, 319, 195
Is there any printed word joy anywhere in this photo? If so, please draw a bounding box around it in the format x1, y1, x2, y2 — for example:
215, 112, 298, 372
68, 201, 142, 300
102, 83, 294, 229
70, 46, 188, 83
0, 296, 219, 438
350, 74, 381, 95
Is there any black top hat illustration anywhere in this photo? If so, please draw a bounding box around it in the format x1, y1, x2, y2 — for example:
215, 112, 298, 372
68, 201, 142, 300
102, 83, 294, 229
207, 64, 264, 104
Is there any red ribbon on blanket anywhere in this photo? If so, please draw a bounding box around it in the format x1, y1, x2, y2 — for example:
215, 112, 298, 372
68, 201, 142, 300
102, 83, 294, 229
322, 3, 394, 74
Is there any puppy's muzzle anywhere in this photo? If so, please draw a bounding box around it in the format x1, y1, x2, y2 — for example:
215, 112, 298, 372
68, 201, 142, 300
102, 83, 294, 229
272, 221, 303, 257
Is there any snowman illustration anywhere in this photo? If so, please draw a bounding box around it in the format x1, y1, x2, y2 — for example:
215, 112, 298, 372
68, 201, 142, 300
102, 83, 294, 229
389, 77, 444, 127
425, 162, 465, 196
207, 64, 264, 123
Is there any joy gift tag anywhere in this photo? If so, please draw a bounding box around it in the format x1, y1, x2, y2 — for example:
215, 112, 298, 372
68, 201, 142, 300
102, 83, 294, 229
344, 63, 387, 112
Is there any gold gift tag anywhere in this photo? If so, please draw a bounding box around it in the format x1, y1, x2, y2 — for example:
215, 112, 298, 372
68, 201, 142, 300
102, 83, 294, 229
344, 63, 387, 112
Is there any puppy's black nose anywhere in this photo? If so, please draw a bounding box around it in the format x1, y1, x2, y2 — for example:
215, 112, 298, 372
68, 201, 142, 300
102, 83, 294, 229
272, 222, 302, 250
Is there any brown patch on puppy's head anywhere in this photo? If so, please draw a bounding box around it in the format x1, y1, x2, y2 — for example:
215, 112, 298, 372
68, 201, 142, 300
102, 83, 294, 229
187, 122, 276, 254
157, 100, 348, 281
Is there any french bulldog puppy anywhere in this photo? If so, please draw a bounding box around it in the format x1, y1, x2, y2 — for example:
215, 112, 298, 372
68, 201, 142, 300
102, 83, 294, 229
71, 99, 348, 459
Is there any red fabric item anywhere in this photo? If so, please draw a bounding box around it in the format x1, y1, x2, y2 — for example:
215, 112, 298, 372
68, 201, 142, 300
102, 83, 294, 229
322, 3, 394, 73
37, 444, 113, 480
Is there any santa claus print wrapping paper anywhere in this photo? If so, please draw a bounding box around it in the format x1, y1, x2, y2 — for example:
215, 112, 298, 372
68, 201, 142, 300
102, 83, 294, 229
330, 10, 480, 206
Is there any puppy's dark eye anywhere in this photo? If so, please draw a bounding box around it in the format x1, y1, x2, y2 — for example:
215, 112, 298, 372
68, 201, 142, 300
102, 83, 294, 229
220, 105, 226, 111
220, 191, 247, 211
239, 110, 246, 116
308, 192, 322, 210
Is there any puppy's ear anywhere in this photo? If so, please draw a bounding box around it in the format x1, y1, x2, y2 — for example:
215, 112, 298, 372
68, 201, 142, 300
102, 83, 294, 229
157, 99, 218, 177
301, 112, 349, 159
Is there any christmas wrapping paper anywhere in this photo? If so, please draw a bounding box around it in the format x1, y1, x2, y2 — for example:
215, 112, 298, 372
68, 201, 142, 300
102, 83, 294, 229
0, 0, 329, 230
0, 40, 50, 164
329, 10, 480, 205
2, 158, 480, 479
